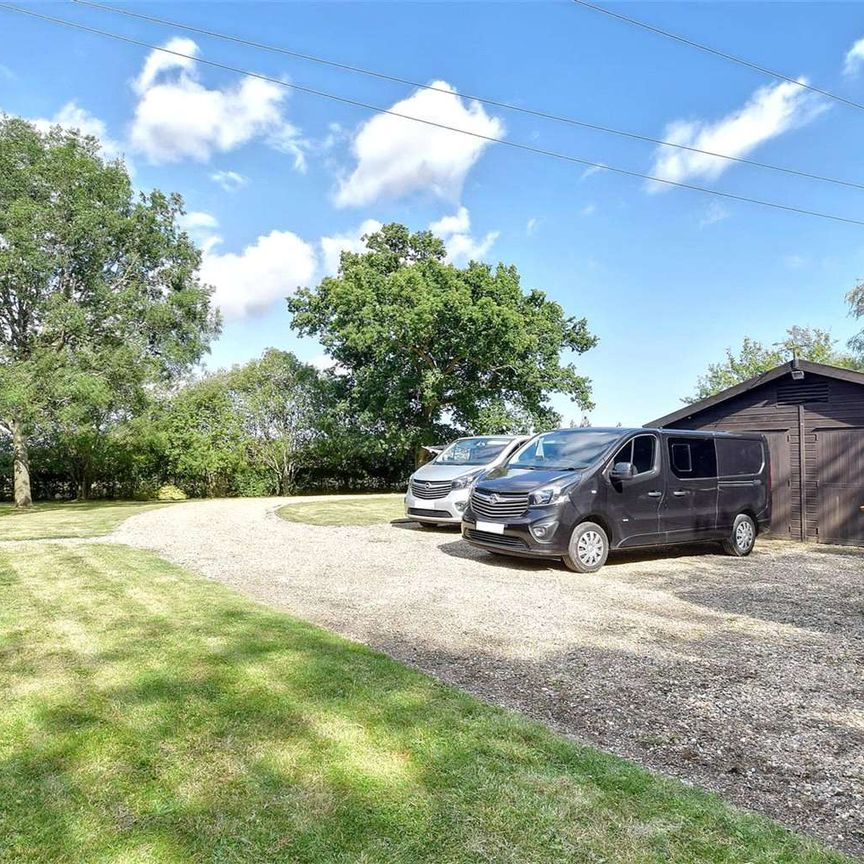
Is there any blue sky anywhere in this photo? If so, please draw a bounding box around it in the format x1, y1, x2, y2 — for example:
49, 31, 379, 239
3, 1, 864, 426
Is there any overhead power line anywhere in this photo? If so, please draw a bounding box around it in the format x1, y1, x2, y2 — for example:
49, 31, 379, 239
571, 0, 864, 113
1, 2, 863, 228
69, 0, 864, 193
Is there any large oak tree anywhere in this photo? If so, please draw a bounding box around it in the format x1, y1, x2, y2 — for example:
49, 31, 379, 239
288, 224, 597, 455
0, 116, 218, 507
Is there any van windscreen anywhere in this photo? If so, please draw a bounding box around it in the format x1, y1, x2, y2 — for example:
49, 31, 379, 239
510, 430, 622, 471
434, 437, 513, 466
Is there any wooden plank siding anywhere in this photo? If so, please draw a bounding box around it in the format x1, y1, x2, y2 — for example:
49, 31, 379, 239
657, 372, 864, 544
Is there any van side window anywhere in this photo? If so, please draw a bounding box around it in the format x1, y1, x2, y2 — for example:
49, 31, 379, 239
668, 437, 717, 479
716, 438, 764, 476
632, 436, 656, 473
611, 435, 656, 475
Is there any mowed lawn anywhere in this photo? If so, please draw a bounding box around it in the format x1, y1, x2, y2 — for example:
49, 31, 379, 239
0, 542, 850, 864
277, 493, 405, 527
0, 501, 173, 541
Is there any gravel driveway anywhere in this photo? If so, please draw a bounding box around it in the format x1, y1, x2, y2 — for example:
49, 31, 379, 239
109, 496, 864, 857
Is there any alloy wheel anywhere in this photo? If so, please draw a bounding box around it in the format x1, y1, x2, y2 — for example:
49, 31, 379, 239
735, 519, 754, 551
577, 530, 605, 566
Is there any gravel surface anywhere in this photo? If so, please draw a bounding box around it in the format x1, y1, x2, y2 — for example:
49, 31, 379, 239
109, 496, 864, 857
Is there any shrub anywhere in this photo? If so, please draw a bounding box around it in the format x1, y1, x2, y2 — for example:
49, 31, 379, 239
156, 484, 187, 501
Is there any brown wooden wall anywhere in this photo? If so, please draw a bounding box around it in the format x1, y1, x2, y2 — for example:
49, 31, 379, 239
659, 372, 864, 544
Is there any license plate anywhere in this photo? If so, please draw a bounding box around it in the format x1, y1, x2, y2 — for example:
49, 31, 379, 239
476, 520, 505, 535
434, 499, 450, 510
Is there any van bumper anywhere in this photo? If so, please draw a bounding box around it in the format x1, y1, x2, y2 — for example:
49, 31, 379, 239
404, 488, 470, 524
460, 503, 571, 558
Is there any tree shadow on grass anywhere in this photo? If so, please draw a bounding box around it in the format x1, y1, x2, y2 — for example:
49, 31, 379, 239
0, 545, 851, 863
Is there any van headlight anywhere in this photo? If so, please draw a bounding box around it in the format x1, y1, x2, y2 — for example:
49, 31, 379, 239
452, 470, 483, 490
529, 485, 565, 506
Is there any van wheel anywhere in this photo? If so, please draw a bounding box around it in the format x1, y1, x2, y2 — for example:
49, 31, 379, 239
723, 514, 756, 557
563, 522, 609, 573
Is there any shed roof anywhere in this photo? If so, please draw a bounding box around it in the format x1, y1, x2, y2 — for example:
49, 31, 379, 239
646, 359, 864, 428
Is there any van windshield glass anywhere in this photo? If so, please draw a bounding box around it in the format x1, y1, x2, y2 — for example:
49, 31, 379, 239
510, 430, 622, 471
434, 437, 514, 467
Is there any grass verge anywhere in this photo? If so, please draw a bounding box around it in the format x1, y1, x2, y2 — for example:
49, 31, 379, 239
276, 493, 405, 527
0, 542, 849, 864
0, 500, 171, 541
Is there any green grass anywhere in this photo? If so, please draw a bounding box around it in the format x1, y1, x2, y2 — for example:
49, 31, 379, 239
276, 494, 405, 526
0, 500, 172, 541
0, 542, 849, 864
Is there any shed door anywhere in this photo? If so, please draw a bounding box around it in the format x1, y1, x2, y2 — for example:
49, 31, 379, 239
760, 430, 793, 538
814, 428, 864, 545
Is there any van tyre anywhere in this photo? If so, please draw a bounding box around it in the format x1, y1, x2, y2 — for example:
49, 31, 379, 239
563, 522, 609, 573
723, 514, 756, 557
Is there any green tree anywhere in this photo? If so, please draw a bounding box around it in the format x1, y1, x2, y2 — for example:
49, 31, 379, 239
0, 116, 218, 506
158, 374, 248, 498
227, 350, 322, 495
688, 326, 862, 401
847, 280, 864, 357
287, 224, 597, 458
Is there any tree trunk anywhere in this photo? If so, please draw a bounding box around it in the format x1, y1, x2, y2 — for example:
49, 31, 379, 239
11, 420, 33, 509
77, 476, 92, 501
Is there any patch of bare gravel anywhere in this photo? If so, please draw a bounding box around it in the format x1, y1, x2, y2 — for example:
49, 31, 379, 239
109, 496, 864, 857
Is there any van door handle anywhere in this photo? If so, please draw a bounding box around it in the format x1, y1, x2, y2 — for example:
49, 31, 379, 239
672, 490, 687, 497
647, 491, 662, 498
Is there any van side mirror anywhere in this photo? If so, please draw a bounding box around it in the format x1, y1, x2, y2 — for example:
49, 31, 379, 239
611, 461, 637, 481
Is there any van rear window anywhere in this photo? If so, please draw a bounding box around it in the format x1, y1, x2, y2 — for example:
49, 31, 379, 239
667, 437, 717, 479
716, 438, 765, 476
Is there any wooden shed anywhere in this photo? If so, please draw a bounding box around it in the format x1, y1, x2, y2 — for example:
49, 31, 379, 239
647, 359, 864, 545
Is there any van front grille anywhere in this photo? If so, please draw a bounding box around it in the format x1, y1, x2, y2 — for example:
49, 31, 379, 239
470, 489, 529, 520
464, 529, 528, 549
411, 479, 452, 499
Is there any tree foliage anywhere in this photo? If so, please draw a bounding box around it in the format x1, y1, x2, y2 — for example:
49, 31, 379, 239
287, 224, 597, 453
152, 351, 331, 497
0, 115, 219, 505
687, 326, 863, 401
847, 280, 864, 356
227, 350, 323, 495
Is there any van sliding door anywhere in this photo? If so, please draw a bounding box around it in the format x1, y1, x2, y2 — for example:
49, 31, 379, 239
662, 436, 719, 540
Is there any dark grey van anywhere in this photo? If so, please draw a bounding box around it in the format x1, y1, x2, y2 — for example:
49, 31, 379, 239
461, 427, 770, 573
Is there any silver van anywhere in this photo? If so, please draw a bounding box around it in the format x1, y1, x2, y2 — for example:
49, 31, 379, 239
405, 435, 529, 526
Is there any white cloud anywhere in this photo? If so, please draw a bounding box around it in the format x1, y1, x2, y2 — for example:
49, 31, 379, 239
442, 230, 499, 262
31, 101, 126, 162
200, 230, 317, 320
129, 38, 306, 167
335, 81, 503, 207
648, 80, 826, 191
178, 210, 222, 252
429, 207, 471, 236
210, 170, 248, 192
844, 38, 864, 76
133, 36, 199, 94
699, 201, 731, 228
784, 253, 808, 269
309, 353, 347, 376
428, 206, 498, 263
0, 64, 15, 81
580, 203, 596, 217
179, 211, 219, 232
580, 163, 607, 181
320, 219, 383, 276
525, 217, 539, 236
